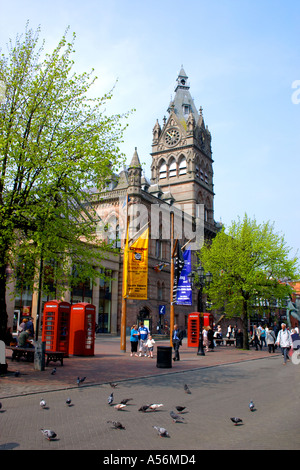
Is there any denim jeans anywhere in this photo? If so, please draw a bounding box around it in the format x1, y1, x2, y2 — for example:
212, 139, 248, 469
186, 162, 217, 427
281, 347, 290, 363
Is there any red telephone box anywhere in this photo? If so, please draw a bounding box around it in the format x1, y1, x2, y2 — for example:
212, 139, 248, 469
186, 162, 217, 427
42, 300, 71, 356
187, 312, 214, 347
69, 303, 96, 356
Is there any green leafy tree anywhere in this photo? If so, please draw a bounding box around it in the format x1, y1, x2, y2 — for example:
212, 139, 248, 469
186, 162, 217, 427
198, 214, 299, 349
0, 24, 130, 340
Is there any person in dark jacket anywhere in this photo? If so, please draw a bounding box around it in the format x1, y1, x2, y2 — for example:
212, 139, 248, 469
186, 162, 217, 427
172, 324, 183, 361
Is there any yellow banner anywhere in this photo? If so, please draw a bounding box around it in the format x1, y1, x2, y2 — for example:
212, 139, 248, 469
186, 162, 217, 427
124, 228, 149, 300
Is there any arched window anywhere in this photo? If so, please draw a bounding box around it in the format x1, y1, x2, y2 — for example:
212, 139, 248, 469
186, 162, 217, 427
159, 161, 167, 179
179, 157, 187, 175
169, 159, 177, 178
157, 281, 162, 301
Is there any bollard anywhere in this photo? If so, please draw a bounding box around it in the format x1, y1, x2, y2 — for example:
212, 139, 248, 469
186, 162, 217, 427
34, 340, 45, 371
0, 340, 8, 374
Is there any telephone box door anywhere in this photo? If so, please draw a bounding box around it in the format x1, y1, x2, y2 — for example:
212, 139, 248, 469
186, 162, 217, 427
187, 313, 200, 348
69, 303, 96, 356
42, 301, 71, 355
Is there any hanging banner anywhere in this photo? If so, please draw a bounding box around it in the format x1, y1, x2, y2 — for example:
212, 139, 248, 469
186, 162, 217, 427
125, 228, 149, 299
176, 247, 192, 305
172, 241, 185, 303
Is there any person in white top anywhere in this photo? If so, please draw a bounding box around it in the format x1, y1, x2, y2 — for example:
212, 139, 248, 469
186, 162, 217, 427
276, 323, 292, 365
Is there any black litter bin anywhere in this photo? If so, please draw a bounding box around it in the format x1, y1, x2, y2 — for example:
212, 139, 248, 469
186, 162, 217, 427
156, 346, 172, 368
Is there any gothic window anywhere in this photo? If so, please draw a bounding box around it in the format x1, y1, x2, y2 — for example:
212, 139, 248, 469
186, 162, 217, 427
179, 157, 187, 175
205, 172, 208, 184
159, 161, 167, 179
157, 281, 162, 301
183, 104, 190, 115
169, 159, 177, 178
200, 169, 204, 181
155, 223, 163, 258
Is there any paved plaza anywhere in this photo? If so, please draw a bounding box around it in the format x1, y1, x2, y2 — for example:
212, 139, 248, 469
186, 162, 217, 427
1, 336, 300, 452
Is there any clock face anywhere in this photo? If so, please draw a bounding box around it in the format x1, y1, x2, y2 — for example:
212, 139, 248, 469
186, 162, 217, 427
164, 128, 180, 146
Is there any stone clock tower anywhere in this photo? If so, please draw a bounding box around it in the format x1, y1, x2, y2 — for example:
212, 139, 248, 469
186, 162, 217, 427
151, 67, 215, 232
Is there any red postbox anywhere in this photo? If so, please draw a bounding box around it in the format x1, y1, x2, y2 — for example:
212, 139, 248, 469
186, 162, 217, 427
69, 303, 96, 356
42, 300, 71, 356
187, 312, 214, 347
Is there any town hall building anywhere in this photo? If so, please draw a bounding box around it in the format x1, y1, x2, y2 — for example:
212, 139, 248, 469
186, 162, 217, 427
8, 68, 220, 336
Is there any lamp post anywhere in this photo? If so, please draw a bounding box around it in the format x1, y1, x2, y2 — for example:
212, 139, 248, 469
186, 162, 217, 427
189, 266, 213, 356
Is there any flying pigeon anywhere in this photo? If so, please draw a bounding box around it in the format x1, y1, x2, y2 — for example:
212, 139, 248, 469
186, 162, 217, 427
108, 392, 114, 406
66, 398, 72, 406
109, 382, 118, 388
120, 398, 133, 405
138, 405, 150, 412
170, 411, 184, 423
230, 417, 243, 426
249, 401, 255, 412
184, 384, 191, 394
40, 399, 47, 409
51, 368, 56, 375
41, 429, 57, 440
107, 420, 126, 430
114, 403, 127, 410
149, 404, 164, 411
77, 376, 86, 385
153, 426, 170, 438
176, 406, 187, 413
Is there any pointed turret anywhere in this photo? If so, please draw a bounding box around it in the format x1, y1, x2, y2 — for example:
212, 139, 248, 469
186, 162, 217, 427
128, 147, 142, 190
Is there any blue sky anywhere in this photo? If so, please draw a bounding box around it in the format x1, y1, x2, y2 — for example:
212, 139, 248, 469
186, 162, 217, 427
1, 0, 300, 258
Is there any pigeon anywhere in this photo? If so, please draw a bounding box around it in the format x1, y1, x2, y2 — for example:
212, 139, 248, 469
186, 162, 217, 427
14, 371, 20, 377
41, 429, 57, 440
66, 398, 72, 406
114, 404, 127, 410
176, 406, 187, 413
170, 411, 184, 423
184, 384, 191, 394
230, 417, 243, 426
109, 382, 118, 388
108, 392, 114, 406
120, 398, 133, 405
40, 399, 47, 409
51, 368, 56, 375
77, 376, 86, 385
107, 420, 126, 430
249, 400, 255, 412
149, 404, 164, 411
138, 405, 150, 412
153, 426, 170, 438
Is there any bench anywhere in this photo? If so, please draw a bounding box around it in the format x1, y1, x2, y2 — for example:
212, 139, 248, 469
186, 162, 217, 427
215, 338, 223, 346
6, 346, 35, 362
223, 338, 236, 346
45, 351, 64, 366
6, 347, 64, 366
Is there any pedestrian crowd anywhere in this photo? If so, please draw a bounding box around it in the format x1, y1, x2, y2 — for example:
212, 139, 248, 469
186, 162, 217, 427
129, 319, 300, 366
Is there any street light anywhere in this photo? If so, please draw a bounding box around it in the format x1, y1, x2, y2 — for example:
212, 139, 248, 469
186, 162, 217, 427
188, 265, 213, 356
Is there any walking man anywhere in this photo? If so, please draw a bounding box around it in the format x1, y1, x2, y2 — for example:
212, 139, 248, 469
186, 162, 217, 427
138, 322, 149, 357
172, 324, 183, 361
276, 323, 292, 365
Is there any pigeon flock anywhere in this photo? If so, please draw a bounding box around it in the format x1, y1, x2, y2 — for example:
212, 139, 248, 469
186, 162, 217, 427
1, 373, 256, 445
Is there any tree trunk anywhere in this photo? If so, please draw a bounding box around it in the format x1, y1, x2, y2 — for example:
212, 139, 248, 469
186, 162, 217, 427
241, 300, 249, 350
0, 250, 8, 342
